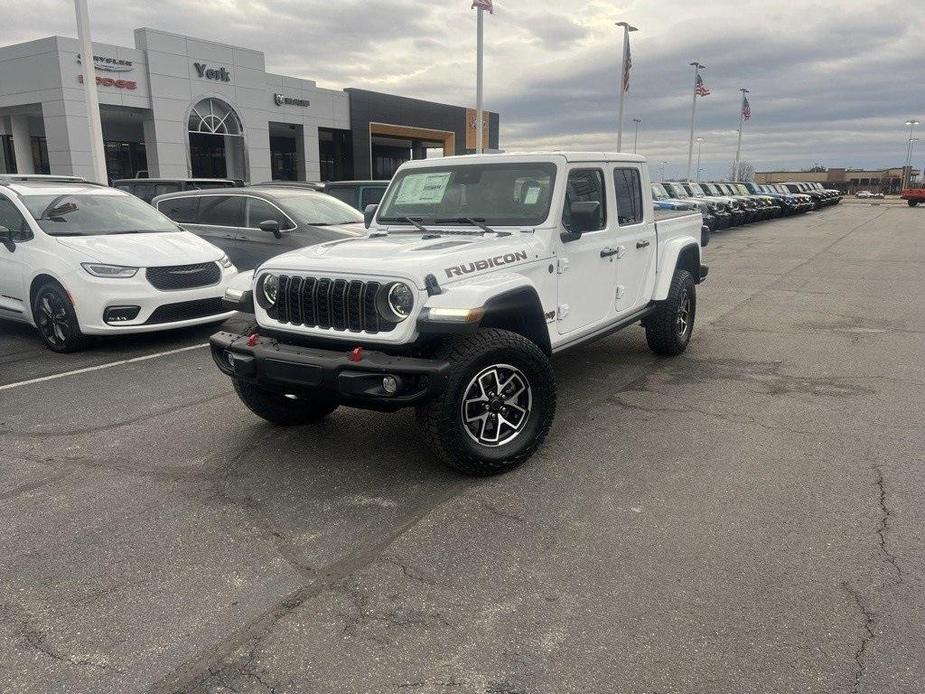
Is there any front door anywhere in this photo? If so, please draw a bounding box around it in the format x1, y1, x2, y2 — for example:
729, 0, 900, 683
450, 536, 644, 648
612, 166, 657, 313
556, 168, 618, 334
0, 194, 33, 317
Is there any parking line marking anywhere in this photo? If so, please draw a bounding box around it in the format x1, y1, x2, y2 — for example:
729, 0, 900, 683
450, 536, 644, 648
0, 343, 210, 392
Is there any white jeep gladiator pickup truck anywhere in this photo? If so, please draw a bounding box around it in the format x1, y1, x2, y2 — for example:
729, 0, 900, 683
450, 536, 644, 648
211, 152, 708, 475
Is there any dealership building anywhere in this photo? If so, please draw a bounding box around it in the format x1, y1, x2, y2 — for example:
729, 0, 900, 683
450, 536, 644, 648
755, 166, 920, 195
0, 28, 499, 183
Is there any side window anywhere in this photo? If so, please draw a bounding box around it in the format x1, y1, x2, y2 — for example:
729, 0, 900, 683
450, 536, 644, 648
132, 184, 156, 203
562, 169, 606, 232
158, 196, 200, 224
360, 186, 385, 207
0, 196, 32, 241
246, 198, 293, 230
326, 187, 355, 205
613, 168, 643, 226
155, 183, 180, 197
198, 196, 245, 227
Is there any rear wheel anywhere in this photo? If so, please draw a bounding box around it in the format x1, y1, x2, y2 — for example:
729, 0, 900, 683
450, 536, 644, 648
32, 282, 93, 353
233, 380, 338, 425
909, 200, 919, 207
418, 328, 556, 476
645, 269, 696, 357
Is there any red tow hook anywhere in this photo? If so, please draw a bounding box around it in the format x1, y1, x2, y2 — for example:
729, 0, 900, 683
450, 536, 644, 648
350, 346, 363, 362
247, 333, 260, 347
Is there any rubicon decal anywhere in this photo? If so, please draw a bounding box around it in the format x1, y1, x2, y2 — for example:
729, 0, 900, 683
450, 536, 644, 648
445, 251, 529, 279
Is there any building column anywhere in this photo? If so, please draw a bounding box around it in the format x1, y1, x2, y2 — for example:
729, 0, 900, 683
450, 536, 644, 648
10, 115, 34, 175
41, 98, 99, 179
304, 125, 320, 182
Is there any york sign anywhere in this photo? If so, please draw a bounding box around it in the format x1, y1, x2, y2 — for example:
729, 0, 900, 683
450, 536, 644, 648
194, 63, 231, 82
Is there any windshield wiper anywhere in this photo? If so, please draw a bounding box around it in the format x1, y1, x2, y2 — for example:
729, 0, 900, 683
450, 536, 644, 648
433, 218, 511, 236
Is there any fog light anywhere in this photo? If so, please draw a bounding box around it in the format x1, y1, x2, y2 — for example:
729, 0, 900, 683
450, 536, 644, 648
226, 351, 235, 368
382, 376, 399, 395
103, 305, 141, 324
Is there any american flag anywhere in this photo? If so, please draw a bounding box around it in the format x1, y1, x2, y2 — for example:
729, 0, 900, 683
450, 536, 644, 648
471, 0, 493, 13
742, 96, 751, 120
622, 36, 632, 92
696, 74, 710, 97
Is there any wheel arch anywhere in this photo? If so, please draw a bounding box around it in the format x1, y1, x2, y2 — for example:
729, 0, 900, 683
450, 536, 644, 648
653, 241, 701, 301
28, 273, 67, 324
479, 286, 552, 356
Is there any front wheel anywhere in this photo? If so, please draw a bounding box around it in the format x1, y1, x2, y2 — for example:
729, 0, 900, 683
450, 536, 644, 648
33, 282, 93, 353
418, 328, 556, 476
233, 380, 338, 425
645, 269, 696, 356
909, 200, 919, 207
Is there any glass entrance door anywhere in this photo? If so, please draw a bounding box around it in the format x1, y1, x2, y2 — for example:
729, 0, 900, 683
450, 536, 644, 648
189, 132, 227, 178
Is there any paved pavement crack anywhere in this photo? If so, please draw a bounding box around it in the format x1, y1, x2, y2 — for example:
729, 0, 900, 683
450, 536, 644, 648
0, 468, 73, 502
477, 498, 527, 523
147, 478, 470, 694
873, 466, 903, 582
841, 581, 875, 694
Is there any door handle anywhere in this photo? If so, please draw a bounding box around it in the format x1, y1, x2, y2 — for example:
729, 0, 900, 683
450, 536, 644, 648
636, 240, 650, 249
600, 247, 619, 258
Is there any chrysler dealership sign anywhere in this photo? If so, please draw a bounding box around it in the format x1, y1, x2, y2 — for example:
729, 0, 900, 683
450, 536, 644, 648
77, 54, 134, 73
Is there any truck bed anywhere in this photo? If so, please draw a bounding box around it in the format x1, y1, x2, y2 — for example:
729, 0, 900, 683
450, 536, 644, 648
654, 208, 700, 222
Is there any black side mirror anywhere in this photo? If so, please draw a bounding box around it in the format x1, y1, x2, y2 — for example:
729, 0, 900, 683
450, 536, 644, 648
363, 204, 379, 229
258, 220, 282, 239
562, 201, 601, 241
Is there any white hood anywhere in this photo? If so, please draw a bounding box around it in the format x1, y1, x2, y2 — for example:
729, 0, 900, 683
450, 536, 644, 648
258, 230, 548, 288
56, 231, 224, 267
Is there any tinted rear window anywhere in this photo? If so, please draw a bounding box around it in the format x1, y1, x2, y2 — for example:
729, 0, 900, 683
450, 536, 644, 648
198, 196, 245, 227
158, 196, 200, 224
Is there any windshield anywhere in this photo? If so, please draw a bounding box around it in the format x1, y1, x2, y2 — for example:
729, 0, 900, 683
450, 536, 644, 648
378, 162, 557, 226
651, 183, 670, 200
665, 183, 689, 198
687, 183, 706, 196
22, 191, 179, 235
735, 184, 750, 195
276, 193, 363, 226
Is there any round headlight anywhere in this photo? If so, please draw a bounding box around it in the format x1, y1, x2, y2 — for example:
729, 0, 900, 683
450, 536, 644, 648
261, 274, 279, 307
381, 282, 414, 322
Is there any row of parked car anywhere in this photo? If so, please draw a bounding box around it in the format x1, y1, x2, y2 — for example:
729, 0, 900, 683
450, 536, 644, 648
0, 174, 386, 352
652, 180, 842, 232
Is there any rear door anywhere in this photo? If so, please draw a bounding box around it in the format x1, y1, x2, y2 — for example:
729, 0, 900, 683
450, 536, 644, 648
164, 194, 246, 266
612, 166, 657, 314
556, 167, 618, 335
0, 193, 35, 318
238, 196, 300, 269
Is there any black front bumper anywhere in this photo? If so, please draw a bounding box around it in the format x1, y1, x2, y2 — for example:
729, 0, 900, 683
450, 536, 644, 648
210, 331, 451, 412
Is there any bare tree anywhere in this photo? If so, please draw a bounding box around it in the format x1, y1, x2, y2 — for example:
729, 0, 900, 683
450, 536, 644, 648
728, 161, 755, 182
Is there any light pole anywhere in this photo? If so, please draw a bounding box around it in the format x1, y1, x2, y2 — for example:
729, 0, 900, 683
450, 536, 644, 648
615, 21, 638, 152
909, 138, 920, 185
903, 120, 920, 190
696, 137, 704, 182
632, 118, 641, 153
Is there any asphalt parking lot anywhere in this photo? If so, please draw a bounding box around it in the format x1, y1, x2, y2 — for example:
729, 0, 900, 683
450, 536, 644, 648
1, 203, 923, 694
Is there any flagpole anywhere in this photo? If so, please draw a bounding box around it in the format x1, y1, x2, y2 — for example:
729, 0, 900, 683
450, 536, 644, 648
686, 62, 703, 181
476, 7, 484, 154
733, 88, 749, 181
615, 22, 637, 152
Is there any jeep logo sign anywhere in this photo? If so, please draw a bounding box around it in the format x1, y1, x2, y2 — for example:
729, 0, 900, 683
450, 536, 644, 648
194, 63, 231, 82
444, 251, 529, 279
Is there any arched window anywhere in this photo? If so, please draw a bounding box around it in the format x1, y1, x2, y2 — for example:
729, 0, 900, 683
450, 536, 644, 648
188, 98, 243, 136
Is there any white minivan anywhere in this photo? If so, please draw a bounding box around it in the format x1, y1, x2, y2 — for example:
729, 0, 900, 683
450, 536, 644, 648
0, 176, 238, 352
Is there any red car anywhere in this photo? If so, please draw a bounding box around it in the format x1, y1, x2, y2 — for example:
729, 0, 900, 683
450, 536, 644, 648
901, 188, 925, 207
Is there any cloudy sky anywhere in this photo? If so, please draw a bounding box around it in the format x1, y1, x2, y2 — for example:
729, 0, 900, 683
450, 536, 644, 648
5, 0, 923, 178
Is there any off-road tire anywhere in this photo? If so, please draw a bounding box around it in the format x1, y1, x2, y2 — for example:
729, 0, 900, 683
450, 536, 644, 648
233, 379, 338, 425
32, 281, 94, 353
418, 328, 556, 476
645, 269, 696, 357
909, 200, 919, 207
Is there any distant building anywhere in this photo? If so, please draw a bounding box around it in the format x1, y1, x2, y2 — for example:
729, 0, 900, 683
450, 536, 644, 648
755, 167, 919, 195
0, 29, 500, 183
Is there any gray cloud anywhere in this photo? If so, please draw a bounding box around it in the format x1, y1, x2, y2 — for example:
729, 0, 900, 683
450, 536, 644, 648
2, 0, 922, 177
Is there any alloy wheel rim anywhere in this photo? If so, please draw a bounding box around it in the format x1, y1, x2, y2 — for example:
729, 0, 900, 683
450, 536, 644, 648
460, 363, 532, 447
678, 291, 691, 336
37, 293, 70, 345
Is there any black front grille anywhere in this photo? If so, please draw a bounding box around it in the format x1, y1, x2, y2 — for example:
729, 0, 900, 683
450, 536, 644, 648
269, 275, 394, 334
145, 297, 226, 325
146, 263, 221, 291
